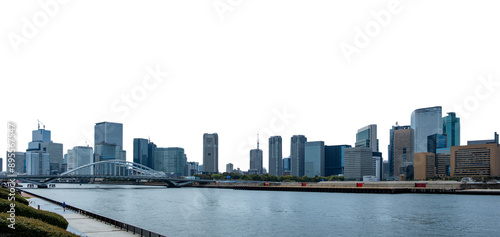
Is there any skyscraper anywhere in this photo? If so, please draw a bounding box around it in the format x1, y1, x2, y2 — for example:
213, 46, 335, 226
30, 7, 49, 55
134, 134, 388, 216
411, 106, 443, 153
203, 133, 219, 173
443, 112, 460, 147
344, 147, 373, 181
268, 136, 283, 176
67, 146, 93, 175
250, 136, 263, 175
305, 141, 325, 177
324, 145, 351, 176
25, 152, 50, 175
94, 122, 126, 162
283, 157, 291, 173
355, 124, 378, 152
290, 135, 307, 177
134, 138, 155, 169
26, 124, 63, 174
388, 124, 411, 177
393, 127, 414, 177
154, 147, 187, 177
94, 122, 123, 148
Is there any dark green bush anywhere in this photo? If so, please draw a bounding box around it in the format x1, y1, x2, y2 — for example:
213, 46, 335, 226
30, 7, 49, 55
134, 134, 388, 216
0, 213, 78, 237
0, 199, 68, 229
0, 188, 30, 205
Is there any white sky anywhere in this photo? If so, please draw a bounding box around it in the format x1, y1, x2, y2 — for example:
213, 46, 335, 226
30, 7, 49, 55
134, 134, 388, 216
1, 0, 499, 172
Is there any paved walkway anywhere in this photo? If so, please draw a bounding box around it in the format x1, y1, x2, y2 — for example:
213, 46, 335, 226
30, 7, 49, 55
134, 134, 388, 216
28, 197, 137, 237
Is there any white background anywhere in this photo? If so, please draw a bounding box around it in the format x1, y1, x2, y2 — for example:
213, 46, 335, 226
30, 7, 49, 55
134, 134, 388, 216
1, 0, 499, 172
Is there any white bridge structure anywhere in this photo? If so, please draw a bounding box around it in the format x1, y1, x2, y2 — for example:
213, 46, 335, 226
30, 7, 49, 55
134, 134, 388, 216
2, 160, 212, 188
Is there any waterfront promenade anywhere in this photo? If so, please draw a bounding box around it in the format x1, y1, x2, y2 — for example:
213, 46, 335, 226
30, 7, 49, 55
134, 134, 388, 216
23, 192, 137, 237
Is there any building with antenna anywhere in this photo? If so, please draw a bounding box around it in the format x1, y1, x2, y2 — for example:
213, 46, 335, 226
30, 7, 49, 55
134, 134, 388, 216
26, 121, 63, 175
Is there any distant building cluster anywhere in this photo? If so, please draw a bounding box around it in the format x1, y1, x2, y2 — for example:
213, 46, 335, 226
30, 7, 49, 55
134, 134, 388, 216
3, 105, 499, 181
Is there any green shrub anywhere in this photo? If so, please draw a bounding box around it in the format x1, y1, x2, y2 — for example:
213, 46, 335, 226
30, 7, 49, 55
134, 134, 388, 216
0, 213, 78, 237
0, 199, 68, 229
0, 188, 30, 205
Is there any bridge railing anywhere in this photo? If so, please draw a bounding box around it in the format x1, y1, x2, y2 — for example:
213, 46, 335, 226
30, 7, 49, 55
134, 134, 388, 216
20, 189, 166, 237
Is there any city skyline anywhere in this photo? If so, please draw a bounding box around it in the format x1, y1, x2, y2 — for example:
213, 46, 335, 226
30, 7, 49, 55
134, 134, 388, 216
1, 1, 500, 172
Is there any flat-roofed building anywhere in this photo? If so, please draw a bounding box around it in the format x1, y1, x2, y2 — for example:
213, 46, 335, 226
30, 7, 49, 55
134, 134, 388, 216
450, 143, 500, 178
414, 152, 436, 180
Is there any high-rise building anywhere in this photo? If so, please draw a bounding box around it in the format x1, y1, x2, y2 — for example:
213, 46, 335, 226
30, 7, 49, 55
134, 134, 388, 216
450, 142, 500, 178
0, 158, 3, 172
427, 134, 447, 154
388, 124, 411, 177
250, 149, 263, 175
25, 152, 50, 175
436, 148, 450, 177
283, 157, 291, 172
94, 122, 126, 162
291, 135, 307, 177
154, 147, 187, 177
203, 133, 218, 173
324, 145, 351, 176
344, 147, 373, 181
414, 152, 436, 180
393, 127, 414, 177
411, 106, 443, 153
133, 138, 155, 169
304, 141, 325, 177
355, 124, 378, 152
5, 152, 25, 174
226, 163, 234, 173
382, 160, 390, 180
26, 125, 63, 174
94, 122, 123, 148
372, 152, 383, 181
268, 136, 283, 176
67, 146, 93, 175
186, 161, 199, 176
443, 112, 460, 147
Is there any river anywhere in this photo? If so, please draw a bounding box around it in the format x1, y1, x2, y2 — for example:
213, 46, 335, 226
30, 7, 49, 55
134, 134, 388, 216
21, 184, 500, 236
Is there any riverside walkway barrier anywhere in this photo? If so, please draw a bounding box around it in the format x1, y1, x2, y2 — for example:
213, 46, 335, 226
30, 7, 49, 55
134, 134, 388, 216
18, 189, 166, 237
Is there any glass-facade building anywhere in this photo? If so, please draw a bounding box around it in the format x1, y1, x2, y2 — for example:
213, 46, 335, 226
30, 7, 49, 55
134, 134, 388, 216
268, 136, 283, 176
283, 157, 291, 172
94, 122, 125, 164
355, 124, 378, 152
154, 147, 186, 177
443, 112, 460, 147
95, 122, 123, 148
411, 106, 443, 153
291, 135, 307, 177
133, 138, 155, 169
324, 145, 351, 176
304, 141, 325, 177
427, 134, 447, 154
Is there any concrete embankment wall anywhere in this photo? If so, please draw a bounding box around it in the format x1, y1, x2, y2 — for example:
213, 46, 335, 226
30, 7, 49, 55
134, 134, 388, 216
207, 181, 462, 189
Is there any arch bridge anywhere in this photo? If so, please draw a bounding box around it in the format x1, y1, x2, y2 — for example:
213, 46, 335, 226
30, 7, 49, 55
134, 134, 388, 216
1, 160, 212, 188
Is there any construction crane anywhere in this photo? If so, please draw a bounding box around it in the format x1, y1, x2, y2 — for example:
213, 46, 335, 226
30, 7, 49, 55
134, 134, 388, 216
37, 119, 45, 129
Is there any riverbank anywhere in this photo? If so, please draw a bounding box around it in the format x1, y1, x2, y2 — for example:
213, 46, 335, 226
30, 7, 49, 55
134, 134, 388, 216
20, 189, 165, 237
197, 181, 500, 195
